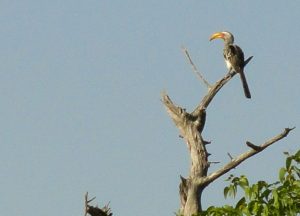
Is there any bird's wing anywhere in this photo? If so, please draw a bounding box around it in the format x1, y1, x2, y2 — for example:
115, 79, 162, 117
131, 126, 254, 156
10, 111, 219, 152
226, 45, 245, 72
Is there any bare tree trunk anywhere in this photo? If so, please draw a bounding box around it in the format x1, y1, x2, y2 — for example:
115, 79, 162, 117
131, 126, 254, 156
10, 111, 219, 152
162, 49, 294, 216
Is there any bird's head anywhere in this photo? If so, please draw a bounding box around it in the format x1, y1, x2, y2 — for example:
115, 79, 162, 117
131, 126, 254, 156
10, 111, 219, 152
209, 31, 234, 44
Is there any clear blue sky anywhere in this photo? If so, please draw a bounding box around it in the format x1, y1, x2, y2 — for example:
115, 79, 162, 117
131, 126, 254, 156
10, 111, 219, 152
1, 1, 299, 216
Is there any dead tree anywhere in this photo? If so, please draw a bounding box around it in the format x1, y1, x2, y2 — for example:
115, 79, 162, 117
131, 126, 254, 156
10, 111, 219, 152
161, 47, 294, 216
84, 192, 112, 216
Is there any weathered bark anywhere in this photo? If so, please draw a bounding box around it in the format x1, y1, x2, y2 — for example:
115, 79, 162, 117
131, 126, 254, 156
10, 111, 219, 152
162, 94, 208, 214
162, 49, 293, 216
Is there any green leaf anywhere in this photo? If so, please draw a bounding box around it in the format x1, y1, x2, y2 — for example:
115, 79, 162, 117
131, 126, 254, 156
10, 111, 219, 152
203, 150, 300, 216
224, 186, 229, 199
293, 180, 300, 187
294, 157, 300, 163
227, 185, 237, 198
248, 201, 256, 213
235, 197, 246, 210
261, 188, 271, 200
239, 176, 249, 190
251, 184, 258, 199
263, 204, 269, 215
232, 177, 240, 184
286, 156, 293, 170
244, 187, 251, 200
295, 150, 300, 159
272, 189, 279, 208
279, 167, 286, 183
257, 181, 268, 190
232, 185, 237, 198
252, 202, 259, 214
293, 166, 300, 175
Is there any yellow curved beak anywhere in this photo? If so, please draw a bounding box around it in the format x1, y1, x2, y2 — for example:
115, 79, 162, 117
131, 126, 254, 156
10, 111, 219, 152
209, 32, 224, 41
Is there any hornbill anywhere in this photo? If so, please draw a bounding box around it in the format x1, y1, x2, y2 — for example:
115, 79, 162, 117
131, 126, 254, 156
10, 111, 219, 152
210, 31, 251, 99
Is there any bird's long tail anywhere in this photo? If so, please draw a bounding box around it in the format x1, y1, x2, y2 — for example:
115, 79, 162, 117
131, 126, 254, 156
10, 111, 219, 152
239, 70, 251, 99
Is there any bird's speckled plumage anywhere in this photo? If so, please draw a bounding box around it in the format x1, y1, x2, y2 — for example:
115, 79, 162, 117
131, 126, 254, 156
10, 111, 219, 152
210, 31, 251, 99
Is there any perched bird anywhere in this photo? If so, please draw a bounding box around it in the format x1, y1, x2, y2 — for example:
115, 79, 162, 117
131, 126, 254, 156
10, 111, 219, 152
210, 31, 251, 99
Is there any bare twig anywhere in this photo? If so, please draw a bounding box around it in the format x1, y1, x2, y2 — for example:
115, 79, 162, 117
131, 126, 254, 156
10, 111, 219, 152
227, 153, 234, 160
182, 46, 211, 88
203, 140, 211, 145
209, 161, 220, 165
246, 141, 263, 151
